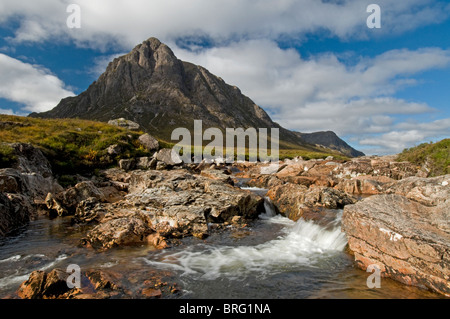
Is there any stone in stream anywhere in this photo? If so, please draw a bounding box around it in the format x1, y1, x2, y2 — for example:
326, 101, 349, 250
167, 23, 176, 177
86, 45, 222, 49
17, 267, 180, 299
81, 169, 264, 250
17, 269, 75, 299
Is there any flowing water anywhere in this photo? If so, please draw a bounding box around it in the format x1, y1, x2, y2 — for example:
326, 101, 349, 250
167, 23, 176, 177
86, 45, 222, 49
0, 187, 443, 299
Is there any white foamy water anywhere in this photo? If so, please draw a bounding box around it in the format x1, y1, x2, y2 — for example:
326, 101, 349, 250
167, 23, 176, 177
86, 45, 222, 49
0, 254, 68, 289
139, 204, 347, 280
0, 255, 22, 263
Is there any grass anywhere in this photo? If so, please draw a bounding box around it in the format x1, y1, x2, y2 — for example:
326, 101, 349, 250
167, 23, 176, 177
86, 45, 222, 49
163, 140, 349, 162
397, 139, 450, 176
0, 114, 152, 177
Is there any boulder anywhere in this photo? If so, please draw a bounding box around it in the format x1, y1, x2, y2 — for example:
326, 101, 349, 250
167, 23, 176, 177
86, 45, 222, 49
118, 159, 135, 171
334, 156, 418, 180
45, 193, 68, 217
267, 183, 357, 221
107, 118, 140, 130
275, 163, 305, 178
334, 176, 394, 195
84, 210, 154, 250
0, 143, 63, 236
0, 192, 35, 237
73, 197, 107, 224
155, 148, 183, 166
342, 190, 450, 296
17, 270, 47, 299
45, 181, 106, 216
17, 269, 74, 299
200, 169, 233, 185
85, 270, 122, 291
138, 133, 159, 152
17, 268, 132, 299
0, 144, 63, 201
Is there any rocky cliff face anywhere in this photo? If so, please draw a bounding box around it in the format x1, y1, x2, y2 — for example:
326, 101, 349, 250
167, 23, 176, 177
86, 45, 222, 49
0, 143, 63, 236
30, 37, 363, 157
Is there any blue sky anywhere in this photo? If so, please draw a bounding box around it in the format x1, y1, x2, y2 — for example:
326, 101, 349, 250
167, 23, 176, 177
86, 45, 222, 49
0, 0, 449, 155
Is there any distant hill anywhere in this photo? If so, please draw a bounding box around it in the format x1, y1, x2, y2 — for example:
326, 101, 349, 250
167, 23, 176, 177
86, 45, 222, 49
295, 131, 365, 157
30, 37, 363, 158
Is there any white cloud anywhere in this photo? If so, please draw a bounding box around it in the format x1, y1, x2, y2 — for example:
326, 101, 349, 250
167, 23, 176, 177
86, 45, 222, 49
174, 41, 450, 109
172, 40, 450, 154
0, 108, 14, 115
359, 118, 450, 154
0, 54, 75, 112
0, 0, 448, 50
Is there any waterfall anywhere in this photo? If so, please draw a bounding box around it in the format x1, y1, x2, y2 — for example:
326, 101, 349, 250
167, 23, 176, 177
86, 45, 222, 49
140, 208, 348, 280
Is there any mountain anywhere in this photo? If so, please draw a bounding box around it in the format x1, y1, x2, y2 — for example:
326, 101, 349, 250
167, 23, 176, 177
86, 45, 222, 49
30, 37, 363, 157
295, 131, 365, 157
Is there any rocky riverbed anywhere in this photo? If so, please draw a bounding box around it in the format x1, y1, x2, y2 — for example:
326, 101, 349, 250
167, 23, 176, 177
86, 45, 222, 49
0, 143, 448, 298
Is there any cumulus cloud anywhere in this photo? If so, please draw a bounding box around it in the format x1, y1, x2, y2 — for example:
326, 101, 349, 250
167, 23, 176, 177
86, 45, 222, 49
0, 54, 75, 112
359, 118, 450, 154
174, 41, 450, 109
1, 0, 449, 49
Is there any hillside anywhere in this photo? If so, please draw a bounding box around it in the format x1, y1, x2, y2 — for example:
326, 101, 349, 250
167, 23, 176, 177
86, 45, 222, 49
29, 37, 363, 158
397, 139, 450, 176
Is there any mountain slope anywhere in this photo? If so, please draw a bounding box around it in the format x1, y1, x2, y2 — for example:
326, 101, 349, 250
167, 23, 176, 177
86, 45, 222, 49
30, 37, 363, 157
296, 131, 365, 157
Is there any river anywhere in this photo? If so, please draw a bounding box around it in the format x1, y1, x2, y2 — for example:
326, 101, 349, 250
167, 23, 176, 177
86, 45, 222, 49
0, 187, 443, 299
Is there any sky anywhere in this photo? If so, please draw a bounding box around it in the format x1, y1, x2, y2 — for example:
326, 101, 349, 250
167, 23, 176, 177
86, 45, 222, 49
0, 0, 449, 155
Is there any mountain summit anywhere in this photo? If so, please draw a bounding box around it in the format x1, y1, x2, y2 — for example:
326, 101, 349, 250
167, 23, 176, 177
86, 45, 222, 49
30, 37, 363, 157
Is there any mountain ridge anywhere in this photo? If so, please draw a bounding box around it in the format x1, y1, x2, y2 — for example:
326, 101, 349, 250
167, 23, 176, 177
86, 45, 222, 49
30, 37, 364, 158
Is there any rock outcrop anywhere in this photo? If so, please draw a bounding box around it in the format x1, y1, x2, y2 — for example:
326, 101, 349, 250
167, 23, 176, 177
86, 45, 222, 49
0, 192, 34, 236
77, 169, 264, 250
0, 143, 62, 236
107, 118, 140, 130
45, 181, 106, 217
138, 133, 160, 152
237, 155, 420, 191
342, 175, 450, 296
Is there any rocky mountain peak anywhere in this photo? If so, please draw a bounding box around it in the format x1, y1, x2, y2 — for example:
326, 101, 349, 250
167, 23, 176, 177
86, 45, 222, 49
30, 37, 364, 157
